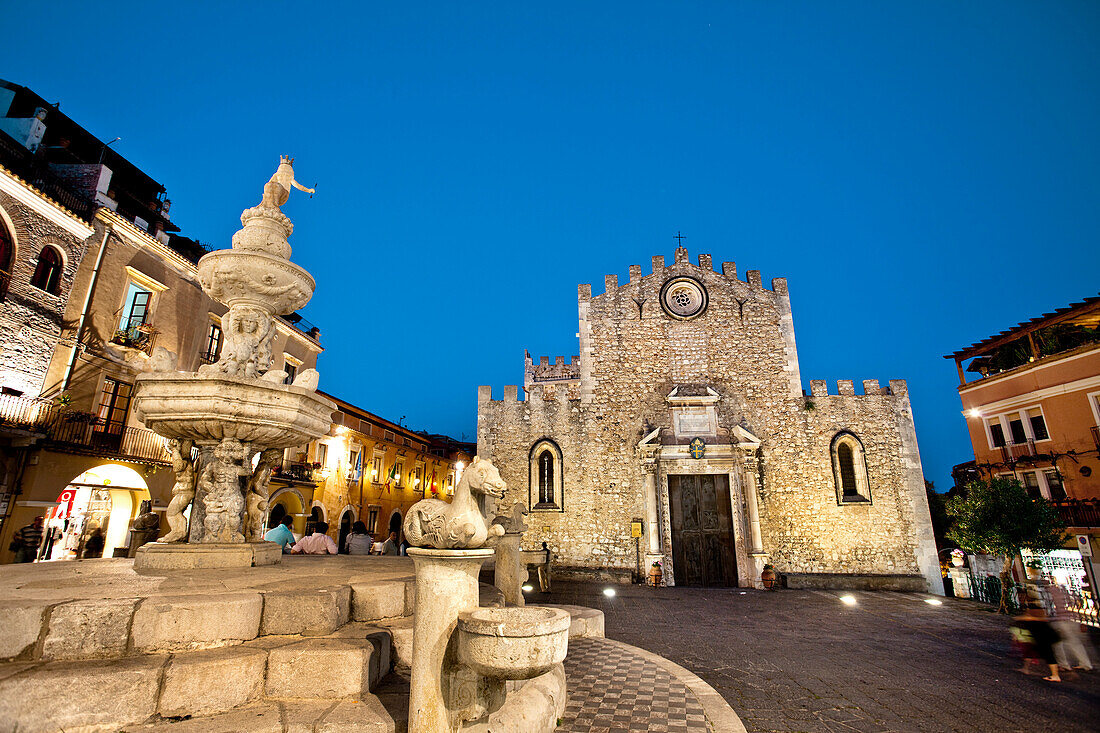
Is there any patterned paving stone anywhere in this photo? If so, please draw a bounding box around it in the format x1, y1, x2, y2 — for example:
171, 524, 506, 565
562, 637, 710, 732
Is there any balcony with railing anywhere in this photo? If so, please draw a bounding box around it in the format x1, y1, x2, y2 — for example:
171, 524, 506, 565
1092, 425, 1100, 452
1053, 499, 1100, 529
109, 323, 159, 356
0, 393, 170, 463
999, 438, 1038, 462
273, 461, 318, 485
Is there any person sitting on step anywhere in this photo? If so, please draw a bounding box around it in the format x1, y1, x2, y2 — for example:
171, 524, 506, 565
290, 521, 338, 555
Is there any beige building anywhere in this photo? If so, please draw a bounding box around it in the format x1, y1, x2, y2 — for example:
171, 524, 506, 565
946, 294, 1100, 606
266, 394, 474, 551
478, 246, 941, 591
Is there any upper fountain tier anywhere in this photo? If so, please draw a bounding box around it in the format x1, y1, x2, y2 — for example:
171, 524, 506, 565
196, 157, 316, 316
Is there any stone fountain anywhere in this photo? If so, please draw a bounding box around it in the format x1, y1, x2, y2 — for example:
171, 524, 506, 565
404, 458, 570, 732
131, 157, 336, 571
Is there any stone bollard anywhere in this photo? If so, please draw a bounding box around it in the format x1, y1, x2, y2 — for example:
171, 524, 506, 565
493, 502, 529, 606
407, 547, 495, 733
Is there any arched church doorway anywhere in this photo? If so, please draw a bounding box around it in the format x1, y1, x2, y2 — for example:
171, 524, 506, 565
667, 474, 738, 587
338, 508, 354, 554
46, 464, 151, 560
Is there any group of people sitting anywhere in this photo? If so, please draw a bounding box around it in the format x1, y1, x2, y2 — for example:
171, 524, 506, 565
262, 516, 402, 556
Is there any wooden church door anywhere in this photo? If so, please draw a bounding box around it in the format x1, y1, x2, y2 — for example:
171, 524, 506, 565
668, 474, 738, 587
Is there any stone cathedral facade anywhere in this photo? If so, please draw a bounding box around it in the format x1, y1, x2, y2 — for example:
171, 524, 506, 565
477, 246, 942, 592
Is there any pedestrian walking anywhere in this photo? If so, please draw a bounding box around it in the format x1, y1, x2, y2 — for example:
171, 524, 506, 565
1011, 603, 1062, 682
10, 516, 44, 563
1049, 582, 1094, 671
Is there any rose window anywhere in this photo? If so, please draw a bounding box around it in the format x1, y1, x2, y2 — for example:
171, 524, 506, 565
659, 277, 708, 320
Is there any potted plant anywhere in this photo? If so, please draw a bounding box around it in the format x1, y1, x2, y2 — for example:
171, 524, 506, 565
950, 549, 966, 568
761, 563, 779, 590
648, 560, 663, 586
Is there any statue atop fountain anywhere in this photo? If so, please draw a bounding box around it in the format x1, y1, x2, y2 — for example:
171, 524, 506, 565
131, 158, 336, 570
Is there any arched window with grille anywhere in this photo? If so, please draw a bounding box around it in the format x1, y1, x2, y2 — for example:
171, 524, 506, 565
30, 246, 62, 294
830, 432, 871, 504
529, 438, 564, 511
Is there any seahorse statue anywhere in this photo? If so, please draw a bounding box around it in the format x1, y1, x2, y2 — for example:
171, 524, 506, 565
404, 457, 506, 549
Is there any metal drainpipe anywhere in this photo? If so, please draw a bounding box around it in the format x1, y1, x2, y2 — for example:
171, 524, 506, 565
61, 224, 111, 392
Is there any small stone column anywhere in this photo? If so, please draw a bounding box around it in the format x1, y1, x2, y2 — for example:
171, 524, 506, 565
408, 547, 495, 733
741, 462, 764, 556
643, 471, 661, 555
493, 503, 529, 606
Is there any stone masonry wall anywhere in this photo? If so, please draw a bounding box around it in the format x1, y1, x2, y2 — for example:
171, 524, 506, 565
0, 189, 92, 396
479, 247, 941, 590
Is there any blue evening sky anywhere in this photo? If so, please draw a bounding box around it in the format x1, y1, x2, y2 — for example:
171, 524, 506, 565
3, 2, 1098, 491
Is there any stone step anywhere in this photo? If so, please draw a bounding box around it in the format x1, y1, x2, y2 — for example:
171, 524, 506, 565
0, 625, 395, 732
1, 580, 413, 663
121, 698, 398, 732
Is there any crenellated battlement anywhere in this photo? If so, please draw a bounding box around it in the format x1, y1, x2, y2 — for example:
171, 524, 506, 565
577, 247, 790, 301
806, 379, 908, 398
523, 350, 581, 385
477, 383, 575, 404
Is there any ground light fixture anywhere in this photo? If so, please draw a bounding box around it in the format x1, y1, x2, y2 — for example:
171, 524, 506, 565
603, 587, 616, 598
839, 594, 857, 605
521, 584, 534, 592
924, 598, 943, 606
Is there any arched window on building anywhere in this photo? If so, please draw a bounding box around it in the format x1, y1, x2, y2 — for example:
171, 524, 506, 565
830, 432, 871, 504
529, 438, 564, 511
0, 219, 13, 301
30, 246, 62, 294
538, 451, 554, 505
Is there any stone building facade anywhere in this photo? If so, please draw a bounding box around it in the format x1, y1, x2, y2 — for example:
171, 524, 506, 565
478, 247, 942, 592
0, 166, 95, 396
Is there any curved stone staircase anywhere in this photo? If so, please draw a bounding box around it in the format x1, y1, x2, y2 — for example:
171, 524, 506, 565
0, 578, 512, 732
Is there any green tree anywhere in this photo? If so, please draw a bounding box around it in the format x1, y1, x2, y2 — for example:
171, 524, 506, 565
947, 476, 1068, 613
925, 479, 952, 550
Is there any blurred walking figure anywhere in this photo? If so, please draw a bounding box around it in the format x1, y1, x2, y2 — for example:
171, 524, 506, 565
1049, 582, 1094, 671
1011, 603, 1062, 682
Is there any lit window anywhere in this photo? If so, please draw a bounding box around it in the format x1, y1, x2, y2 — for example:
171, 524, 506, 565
30, 246, 62, 294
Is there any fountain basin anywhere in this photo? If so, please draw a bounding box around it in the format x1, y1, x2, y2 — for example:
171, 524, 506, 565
197, 248, 315, 314
133, 372, 336, 447
456, 606, 570, 680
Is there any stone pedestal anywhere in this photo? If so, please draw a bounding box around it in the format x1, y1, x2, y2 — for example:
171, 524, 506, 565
133, 541, 282, 572
494, 532, 527, 606
408, 547, 494, 733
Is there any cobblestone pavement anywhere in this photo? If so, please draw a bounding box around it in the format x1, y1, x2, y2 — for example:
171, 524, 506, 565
533, 583, 1100, 733
562, 637, 710, 732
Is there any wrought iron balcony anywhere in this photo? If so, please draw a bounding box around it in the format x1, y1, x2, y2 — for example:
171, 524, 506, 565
999, 438, 1037, 462
109, 323, 159, 356
1092, 425, 1100, 452
0, 394, 170, 463
1053, 499, 1100, 529
274, 461, 317, 484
